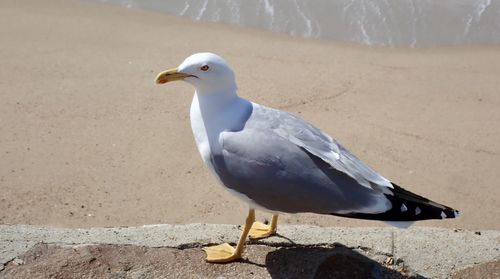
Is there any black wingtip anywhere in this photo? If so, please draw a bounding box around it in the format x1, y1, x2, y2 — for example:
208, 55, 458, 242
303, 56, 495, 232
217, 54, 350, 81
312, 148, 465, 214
390, 182, 460, 220
331, 182, 460, 222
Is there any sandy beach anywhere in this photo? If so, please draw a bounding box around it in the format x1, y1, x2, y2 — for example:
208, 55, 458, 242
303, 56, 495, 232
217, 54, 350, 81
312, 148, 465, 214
0, 0, 499, 230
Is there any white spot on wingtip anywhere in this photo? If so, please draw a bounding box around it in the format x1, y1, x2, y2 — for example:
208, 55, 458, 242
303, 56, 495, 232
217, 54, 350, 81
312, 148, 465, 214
415, 207, 421, 215
400, 203, 408, 212
454, 210, 460, 218
441, 211, 447, 219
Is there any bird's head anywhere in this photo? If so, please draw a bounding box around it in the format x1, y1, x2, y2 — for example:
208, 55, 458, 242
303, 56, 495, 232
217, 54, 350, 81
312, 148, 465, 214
155, 52, 237, 95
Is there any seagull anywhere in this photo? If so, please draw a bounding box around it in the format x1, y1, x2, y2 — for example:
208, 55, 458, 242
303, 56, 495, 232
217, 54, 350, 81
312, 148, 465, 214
155, 52, 459, 263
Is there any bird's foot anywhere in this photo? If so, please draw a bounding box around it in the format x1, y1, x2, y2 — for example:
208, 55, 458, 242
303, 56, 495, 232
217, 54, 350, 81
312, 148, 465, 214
203, 243, 241, 263
249, 221, 276, 240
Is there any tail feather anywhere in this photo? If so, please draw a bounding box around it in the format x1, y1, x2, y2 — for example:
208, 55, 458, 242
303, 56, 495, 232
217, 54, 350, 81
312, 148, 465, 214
331, 183, 460, 222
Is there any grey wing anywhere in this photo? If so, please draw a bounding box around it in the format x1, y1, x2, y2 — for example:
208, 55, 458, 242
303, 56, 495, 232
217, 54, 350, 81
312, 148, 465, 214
251, 104, 393, 192
216, 114, 392, 214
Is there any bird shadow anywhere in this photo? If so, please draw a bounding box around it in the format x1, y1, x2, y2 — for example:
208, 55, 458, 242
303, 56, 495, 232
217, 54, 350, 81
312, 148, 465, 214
263, 243, 427, 279
266, 232, 297, 245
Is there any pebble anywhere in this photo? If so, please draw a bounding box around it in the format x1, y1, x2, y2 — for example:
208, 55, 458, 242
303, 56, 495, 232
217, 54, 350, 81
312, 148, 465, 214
12, 258, 25, 265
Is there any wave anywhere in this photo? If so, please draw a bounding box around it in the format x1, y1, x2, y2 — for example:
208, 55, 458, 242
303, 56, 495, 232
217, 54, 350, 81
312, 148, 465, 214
92, 0, 500, 48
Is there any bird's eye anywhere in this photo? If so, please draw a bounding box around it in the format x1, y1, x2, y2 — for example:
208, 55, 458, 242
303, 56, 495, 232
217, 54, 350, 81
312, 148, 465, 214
200, 65, 210, 71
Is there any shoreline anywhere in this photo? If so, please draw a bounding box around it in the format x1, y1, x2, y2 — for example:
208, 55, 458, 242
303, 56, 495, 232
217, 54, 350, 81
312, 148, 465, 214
88, 0, 500, 48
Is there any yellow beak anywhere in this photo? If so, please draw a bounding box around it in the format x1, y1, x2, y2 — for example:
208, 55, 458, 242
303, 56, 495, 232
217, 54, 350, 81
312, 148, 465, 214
155, 67, 190, 84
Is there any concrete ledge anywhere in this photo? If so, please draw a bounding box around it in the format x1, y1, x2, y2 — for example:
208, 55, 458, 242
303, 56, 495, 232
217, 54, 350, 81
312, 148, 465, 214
0, 224, 498, 278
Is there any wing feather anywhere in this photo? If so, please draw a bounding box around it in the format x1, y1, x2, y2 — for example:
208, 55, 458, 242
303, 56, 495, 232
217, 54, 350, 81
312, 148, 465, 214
251, 104, 393, 191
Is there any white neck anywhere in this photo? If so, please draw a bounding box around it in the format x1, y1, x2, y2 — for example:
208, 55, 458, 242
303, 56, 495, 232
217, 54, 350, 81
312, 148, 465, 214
190, 88, 252, 160
195, 89, 238, 120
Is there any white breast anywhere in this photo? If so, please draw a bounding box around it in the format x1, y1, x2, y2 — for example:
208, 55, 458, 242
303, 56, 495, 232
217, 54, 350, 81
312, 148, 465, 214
189, 93, 252, 172
190, 94, 212, 165
189, 93, 282, 212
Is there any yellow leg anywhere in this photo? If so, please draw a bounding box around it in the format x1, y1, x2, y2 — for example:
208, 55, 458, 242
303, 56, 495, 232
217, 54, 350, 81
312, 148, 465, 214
203, 208, 255, 263
249, 214, 278, 240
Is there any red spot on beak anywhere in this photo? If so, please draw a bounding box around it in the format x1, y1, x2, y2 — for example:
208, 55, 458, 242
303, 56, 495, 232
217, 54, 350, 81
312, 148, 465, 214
158, 78, 168, 84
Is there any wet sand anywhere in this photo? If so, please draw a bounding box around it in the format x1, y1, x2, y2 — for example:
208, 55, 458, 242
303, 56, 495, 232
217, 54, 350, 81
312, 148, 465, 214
0, 0, 499, 229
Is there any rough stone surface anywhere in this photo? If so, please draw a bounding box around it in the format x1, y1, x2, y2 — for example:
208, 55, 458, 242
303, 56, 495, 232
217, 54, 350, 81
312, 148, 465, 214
450, 260, 500, 279
0, 224, 499, 278
0, 243, 416, 279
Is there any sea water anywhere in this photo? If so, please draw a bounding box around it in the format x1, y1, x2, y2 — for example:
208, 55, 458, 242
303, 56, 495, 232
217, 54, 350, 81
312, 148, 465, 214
90, 0, 500, 48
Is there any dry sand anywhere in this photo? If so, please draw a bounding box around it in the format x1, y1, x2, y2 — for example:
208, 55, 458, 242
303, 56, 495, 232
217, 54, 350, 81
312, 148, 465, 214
0, 0, 499, 230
